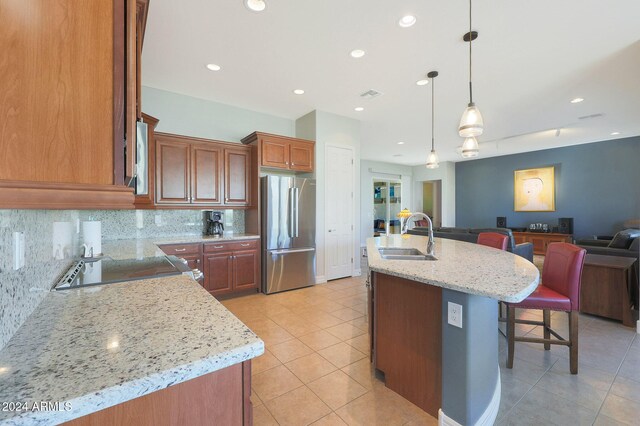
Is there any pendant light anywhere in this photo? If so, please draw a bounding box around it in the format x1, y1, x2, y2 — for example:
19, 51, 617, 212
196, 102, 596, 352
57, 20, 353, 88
461, 137, 479, 158
458, 0, 484, 138
426, 71, 439, 169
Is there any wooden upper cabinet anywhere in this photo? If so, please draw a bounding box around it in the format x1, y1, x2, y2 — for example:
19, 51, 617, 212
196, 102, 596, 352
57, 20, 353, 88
242, 132, 315, 173
153, 133, 250, 208
289, 141, 314, 172
0, 0, 148, 209
224, 148, 250, 206
192, 144, 222, 205
156, 138, 190, 204
261, 137, 290, 169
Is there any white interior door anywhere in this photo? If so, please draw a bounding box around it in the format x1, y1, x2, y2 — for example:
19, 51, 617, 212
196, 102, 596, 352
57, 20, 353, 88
326, 145, 354, 280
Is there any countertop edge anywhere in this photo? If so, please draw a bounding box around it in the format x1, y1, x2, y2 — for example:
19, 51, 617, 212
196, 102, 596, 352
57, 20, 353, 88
368, 265, 539, 303
2, 341, 264, 426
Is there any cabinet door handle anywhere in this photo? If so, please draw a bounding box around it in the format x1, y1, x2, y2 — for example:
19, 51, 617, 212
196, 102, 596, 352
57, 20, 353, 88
213, 245, 224, 249
240, 243, 251, 247
174, 248, 186, 252
196, 258, 200, 264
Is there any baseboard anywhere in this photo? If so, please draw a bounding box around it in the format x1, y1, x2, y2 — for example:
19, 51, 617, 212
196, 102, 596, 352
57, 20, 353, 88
315, 275, 327, 284
438, 369, 501, 426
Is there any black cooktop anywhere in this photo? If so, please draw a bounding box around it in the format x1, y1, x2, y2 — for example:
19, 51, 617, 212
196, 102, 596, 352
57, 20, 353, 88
55, 256, 186, 290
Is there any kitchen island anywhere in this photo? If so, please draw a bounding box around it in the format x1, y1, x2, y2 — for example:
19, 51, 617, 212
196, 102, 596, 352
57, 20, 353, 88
0, 275, 263, 425
367, 235, 539, 426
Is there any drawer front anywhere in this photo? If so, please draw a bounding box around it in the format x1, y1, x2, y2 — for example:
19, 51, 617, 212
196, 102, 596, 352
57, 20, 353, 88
204, 239, 258, 253
159, 243, 202, 255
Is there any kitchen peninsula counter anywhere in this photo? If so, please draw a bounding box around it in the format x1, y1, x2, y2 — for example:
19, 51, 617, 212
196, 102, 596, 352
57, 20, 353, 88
367, 234, 539, 302
367, 235, 539, 426
0, 275, 263, 425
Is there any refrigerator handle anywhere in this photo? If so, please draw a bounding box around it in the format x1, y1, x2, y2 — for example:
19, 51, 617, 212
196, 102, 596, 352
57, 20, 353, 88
289, 187, 295, 238
294, 187, 300, 238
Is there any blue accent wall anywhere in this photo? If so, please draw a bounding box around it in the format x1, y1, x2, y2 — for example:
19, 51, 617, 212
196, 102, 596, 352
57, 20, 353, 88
455, 137, 640, 239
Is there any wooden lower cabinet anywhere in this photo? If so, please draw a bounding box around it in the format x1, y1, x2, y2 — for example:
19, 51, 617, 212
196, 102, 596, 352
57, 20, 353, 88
159, 240, 259, 297
512, 232, 573, 255
204, 242, 259, 297
204, 252, 234, 295
233, 250, 258, 291
65, 361, 253, 426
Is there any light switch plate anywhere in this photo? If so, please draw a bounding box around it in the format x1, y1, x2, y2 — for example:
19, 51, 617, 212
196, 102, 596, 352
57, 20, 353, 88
448, 302, 463, 328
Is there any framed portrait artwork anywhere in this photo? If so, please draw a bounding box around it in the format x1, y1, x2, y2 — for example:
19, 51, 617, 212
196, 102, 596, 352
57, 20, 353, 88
514, 166, 555, 212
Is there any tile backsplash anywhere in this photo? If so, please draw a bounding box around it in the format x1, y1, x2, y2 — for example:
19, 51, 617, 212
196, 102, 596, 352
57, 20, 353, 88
0, 209, 244, 350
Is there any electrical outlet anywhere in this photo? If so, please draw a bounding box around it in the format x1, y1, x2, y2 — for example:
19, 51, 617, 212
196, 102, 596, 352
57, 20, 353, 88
154, 214, 162, 226
13, 232, 25, 271
448, 302, 463, 328
361, 247, 368, 257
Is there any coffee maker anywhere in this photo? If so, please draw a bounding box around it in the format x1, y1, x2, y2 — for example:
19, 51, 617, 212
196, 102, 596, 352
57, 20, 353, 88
206, 211, 224, 236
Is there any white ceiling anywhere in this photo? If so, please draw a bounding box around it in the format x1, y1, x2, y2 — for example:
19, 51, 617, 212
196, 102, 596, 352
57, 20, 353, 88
142, 0, 640, 165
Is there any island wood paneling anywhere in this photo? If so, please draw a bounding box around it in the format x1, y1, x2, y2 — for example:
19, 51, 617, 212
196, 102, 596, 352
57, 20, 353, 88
65, 361, 252, 426
373, 272, 442, 417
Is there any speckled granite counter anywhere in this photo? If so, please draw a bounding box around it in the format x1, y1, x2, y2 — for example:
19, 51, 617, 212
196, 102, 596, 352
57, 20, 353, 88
367, 234, 539, 303
102, 233, 260, 260
0, 275, 264, 425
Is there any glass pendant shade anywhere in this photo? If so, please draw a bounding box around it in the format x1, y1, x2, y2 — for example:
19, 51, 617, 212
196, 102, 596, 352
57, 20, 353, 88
458, 102, 484, 137
426, 149, 439, 169
461, 136, 479, 158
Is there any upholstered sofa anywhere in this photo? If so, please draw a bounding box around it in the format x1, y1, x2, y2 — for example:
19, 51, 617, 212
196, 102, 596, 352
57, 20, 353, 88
576, 229, 639, 311
407, 227, 534, 263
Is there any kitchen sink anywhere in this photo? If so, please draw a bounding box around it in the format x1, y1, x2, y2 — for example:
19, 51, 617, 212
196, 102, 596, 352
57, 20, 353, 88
378, 247, 437, 261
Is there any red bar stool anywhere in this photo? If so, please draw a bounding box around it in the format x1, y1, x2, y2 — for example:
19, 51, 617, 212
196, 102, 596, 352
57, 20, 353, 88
506, 243, 586, 374
477, 232, 509, 250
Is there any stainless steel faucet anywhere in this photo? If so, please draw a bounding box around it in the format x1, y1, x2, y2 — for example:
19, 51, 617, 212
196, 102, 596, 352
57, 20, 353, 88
401, 212, 435, 257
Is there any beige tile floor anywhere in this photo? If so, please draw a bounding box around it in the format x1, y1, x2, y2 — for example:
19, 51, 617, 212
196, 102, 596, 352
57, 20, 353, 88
222, 271, 640, 426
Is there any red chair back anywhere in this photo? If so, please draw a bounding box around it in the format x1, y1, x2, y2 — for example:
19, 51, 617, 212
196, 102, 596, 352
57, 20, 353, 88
542, 243, 586, 311
477, 232, 509, 251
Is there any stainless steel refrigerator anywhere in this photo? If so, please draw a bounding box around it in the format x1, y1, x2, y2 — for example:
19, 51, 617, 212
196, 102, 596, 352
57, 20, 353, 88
261, 176, 316, 294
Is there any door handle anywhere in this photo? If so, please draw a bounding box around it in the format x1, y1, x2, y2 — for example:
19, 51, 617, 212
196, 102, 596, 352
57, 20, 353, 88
294, 187, 299, 238
289, 187, 295, 237
270, 248, 315, 255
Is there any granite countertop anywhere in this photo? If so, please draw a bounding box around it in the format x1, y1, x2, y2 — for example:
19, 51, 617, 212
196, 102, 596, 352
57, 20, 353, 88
0, 275, 264, 425
101, 233, 260, 260
367, 235, 540, 303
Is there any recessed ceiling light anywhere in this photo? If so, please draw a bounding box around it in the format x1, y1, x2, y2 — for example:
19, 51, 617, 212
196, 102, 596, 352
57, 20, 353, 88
570, 97, 584, 103
354, 107, 364, 112
350, 49, 365, 59
293, 89, 305, 95
244, 0, 266, 12
416, 79, 429, 86
397, 142, 405, 145
206, 63, 221, 71
610, 131, 620, 136
398, 15, 417, 28
392, 154, 403, 157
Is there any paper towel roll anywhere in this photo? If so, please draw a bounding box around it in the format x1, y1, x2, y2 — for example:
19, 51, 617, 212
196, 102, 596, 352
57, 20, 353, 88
82, 221, 102, 256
